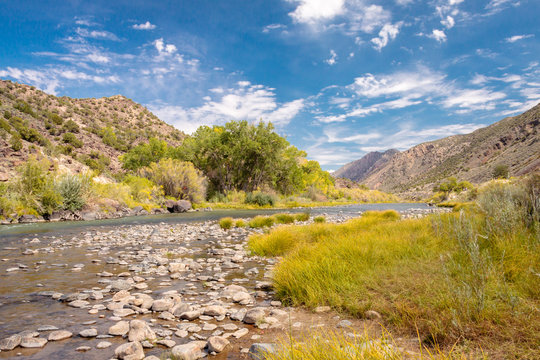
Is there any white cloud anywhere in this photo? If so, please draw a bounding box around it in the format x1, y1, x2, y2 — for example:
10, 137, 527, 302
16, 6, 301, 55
287, 0, 345, 24
371, 22, 401, 51
442, 88, 506, 110
133, 21, 156, 30
441, 15, 455, 29
325, 50, 338, 65
75, 27, 120, 41
351, 5, 391, 33
505, 34, 534, 43
429, 29, 447, 42
150, 83, 305, 133
263, 24, 286, 33
485, 0, 519, 15
154, 38, 177, 54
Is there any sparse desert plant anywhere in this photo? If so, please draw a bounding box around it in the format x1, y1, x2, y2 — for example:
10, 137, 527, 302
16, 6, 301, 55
55, 173, 91, 211
219, 217, 234, 230
492, 164, 509, 179
62, 132, 83, 148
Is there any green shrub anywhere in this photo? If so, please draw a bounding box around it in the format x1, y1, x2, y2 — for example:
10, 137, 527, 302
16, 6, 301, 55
294, 212, 310, 222
245, 191, 275, 207
362, 209, 400, 220
47, 112, 63, 125
62, 132, 83, 148
235, 219, 246, 228
0, 118, 11, 132
55, 173, 90, 211
219, 217, 234, 230
273, 213, 295, 224
122, 175, 163, 203
10, 133, 22, 151
249, 215, 275, 228
139, 158, 206, 203
313, 216, 326, 223
80, 151, 111, 173
4, 111, 11, 119
62, 119, 80, 133
492, 164, 509, 179
14, 101, 35, 117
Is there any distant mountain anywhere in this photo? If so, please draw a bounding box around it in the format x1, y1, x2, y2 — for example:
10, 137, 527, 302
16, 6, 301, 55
0, 80, 184, 178
335, 103, 540, 197
333, 149, 399, 182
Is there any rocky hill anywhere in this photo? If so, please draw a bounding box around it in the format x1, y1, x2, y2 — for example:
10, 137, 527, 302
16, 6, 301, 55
333, 149, 399, 182
0, 80, 184, 178
335, 103, 540, 197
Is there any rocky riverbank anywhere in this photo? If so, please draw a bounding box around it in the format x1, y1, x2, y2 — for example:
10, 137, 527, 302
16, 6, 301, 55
0, 208, 449, 359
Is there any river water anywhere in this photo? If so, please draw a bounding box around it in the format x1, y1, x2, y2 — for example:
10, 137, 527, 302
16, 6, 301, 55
0, 203, 431, 359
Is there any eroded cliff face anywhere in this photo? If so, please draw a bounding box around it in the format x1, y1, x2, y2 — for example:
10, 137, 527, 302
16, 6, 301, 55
335, 103, 540, 197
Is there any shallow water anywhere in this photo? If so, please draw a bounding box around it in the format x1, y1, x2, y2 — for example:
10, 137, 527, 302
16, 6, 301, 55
0, 203, 431, 359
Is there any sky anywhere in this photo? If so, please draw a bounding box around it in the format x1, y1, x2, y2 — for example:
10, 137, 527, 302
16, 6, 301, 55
0, 0, 539, 171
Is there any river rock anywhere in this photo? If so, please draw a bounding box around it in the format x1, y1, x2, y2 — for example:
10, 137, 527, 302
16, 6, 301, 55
109, 321, 130, 336
221, 284, 249, 298
165, 200, 191, 213
203, 305, 226, 317
249, 343, 278, 359
110, 280, 133, 292
20, 337, 48, 348
115, 341, 145, 360
207, 336, 230, 353
151, 298, 174, 312
48, 330, 72, 341
128, 320, 156, 342
243, 308, 266, 324
97, 341, 112, 349
365, 310, 382, 320
171, 302, 192, 316
171, 341, 206, 360
179, 310, 201, 320
0, 334, 22, 351
79, 328, 98, 338
68, 300, 89, 308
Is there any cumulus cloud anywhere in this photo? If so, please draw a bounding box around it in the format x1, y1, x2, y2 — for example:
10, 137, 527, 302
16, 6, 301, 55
287, 0, 345, 24
371, 22, 402, 51
133, 21, 156, 30
325, 50, 338, 65
154, 38, 177, 54
150, 83, 305, 133
429, 29, 447, 42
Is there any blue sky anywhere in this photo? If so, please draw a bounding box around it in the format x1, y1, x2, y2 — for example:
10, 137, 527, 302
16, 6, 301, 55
1, 0, 538, 170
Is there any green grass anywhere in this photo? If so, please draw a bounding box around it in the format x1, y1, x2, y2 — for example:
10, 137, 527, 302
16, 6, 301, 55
313, 216, 326, 223
248, 189, 540, 359
249, 215, 275, 228
235, 219, 247, 228
219, 217, 234, 230
273, 213, 296, 224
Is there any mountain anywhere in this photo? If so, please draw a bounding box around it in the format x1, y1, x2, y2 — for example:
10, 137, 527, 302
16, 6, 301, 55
333, 149, 399, 182
335, 103, 540, 197
0, 80, 184, 178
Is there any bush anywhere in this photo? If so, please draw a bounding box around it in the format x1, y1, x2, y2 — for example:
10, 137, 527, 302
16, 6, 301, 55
295, 212, 310, 222
14, 101, 35, 117
55, 173, 90, 211
245, 191, 275, 207
0, 118, 11, 132
273, 213, 295, 224
62, 132, 83, 148
235, 219, 247, 228
122, 175, 163, 203
4, 110, 11, 119
47, 112, 63, 125
219, 217, 234, 230
139, 158, 206, 203
492, 164, 509, 179
10, 133, 22, 151
62, 119, 80, 133
249, 215, 275, 228
80, 151, 111, 174
313, 216, 326, 223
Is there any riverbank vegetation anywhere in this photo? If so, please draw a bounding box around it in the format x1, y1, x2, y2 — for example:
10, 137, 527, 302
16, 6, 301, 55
249, 175, 540, 358
0, 120, 398, 219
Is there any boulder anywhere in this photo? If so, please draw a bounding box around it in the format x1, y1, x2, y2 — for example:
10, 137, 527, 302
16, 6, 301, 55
128, 320, 156, 342
115, 341, 145, 360
151, 298, 174, 312
207, 336, 230, 353
171, 341, 206, 360
165, 200, 192, 213
243, 308, 266, 324
109, 321, 130, 336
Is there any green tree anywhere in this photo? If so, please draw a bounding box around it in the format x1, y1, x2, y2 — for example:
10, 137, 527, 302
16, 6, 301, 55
120, 137, 171, 171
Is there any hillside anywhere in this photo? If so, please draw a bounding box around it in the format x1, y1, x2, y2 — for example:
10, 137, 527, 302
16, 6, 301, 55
333, 149, 399, 182
0, 80, 184, 178
335, 103, 540, 197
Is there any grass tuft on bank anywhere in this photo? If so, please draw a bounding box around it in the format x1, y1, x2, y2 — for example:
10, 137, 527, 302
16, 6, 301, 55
248, 176, 540, 357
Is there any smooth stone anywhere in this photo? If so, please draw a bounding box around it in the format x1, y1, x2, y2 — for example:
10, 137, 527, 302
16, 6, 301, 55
243, 308, 266, 324
249, 343, 278, 359
37, 325, 59, 332
171, 341, 206, 360
48, 330, 72, 341
207, 336, 230, 353
203, 305, 226, 317
68, 300, 90, 308
76, 346, 91, 352
156, 339, 176, 348
0, 334, 22, 351
151, 298, 174, 312
109, 321, 130, 336
128, 320, 156, 342
115, 341, 145, 360
337, 320, 353, 328
79, 328, 98, 338
232, 328, 249, 339
97, 341, 112, 349
20, 337, 48, 348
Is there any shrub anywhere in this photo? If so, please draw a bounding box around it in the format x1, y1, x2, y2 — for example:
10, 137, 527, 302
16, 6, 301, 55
139, 158, 206, 203
80, 151, 111, 174
235, 219, 246, 228
47, 112, 63, 125
10, 133, 22, 151
492, 164, 509, 179
122, 175, 163, 203
55, 173, 91, 211
245, 191, 275, 207
249, 215, 275, 228
4, 110, 11, 119
62, 119, 80, 133
219, 217, 234, 230
14, 101, 35, 117
0, 118, 11, 132
273, 213, 295, 224
62, 132, 83, 148
294, 212, 310, 222
313, 216, 326, 223
362, 209, 400, 220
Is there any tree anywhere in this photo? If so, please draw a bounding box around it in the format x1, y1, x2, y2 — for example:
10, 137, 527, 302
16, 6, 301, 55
493, 164, 509, 179
120, 137, 171, 171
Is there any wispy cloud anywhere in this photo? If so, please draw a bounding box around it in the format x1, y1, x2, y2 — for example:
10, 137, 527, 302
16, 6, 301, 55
325, 50, 338, 65
75, 27, 120, 41
505, 34, 534, 43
